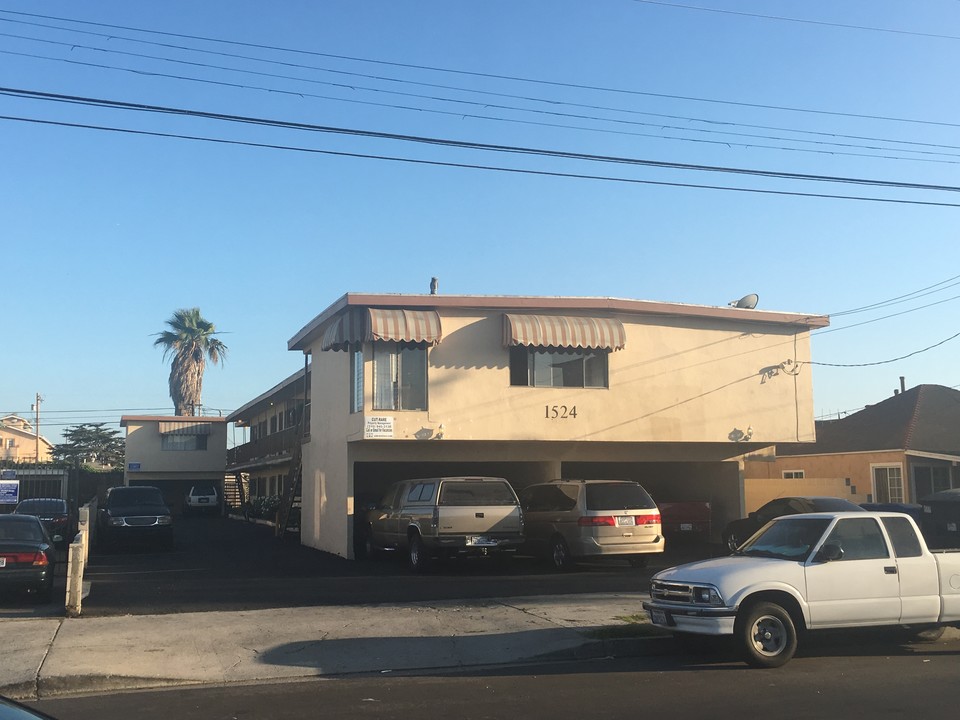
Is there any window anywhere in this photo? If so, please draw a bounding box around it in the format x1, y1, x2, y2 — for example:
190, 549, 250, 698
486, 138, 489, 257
161, 434, 208, 451
406, 482, 436, 503
873, 465, 904, 503
509, 346, 608, 388
5, 438, 13, 449
881, 516, 923, 558
270, 415, 278, 434
373, 342, 427, 411
914, 465, 953, 500
351, 347, 364, 413
782, 470, 805, 479
822, 517, 889, 560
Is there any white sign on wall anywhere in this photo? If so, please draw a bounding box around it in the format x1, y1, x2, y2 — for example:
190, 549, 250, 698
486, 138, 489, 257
364, 416, 395, 439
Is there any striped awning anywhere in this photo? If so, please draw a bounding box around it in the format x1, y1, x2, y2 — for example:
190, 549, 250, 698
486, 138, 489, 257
503, 314, 626, 351
159, 421, 212, 436
321, 308, 442, 351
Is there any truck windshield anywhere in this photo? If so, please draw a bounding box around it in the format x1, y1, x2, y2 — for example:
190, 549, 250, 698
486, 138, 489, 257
736, 517, 831, 561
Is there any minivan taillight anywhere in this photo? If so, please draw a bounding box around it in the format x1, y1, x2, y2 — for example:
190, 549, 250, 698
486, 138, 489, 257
578, 516, 616, 527
636, 513, 661, 525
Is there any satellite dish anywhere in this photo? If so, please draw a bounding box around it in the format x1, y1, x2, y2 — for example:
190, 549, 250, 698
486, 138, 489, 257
729, 293, 759, 309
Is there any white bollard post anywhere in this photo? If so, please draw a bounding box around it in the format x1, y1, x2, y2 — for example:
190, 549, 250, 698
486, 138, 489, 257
65, 538, 85, 617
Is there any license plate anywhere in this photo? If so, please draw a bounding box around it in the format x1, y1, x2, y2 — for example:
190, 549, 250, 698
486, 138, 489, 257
650, 609, 667, 625
466, 536, 498, 547
680, 523, 693, 531
616, 516, 636, 526
0, 557, 6, 568
199, 498, 209, 503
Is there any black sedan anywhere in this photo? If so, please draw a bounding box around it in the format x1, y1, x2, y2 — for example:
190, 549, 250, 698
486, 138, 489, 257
14, 498, 77, 549
721, 496, 865, 552
0, 514, 56, 603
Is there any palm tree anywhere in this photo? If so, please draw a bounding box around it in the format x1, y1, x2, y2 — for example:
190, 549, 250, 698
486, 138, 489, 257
153, 308, 228, 416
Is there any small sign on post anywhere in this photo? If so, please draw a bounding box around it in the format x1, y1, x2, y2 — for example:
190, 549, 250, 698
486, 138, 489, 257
0, 477, 19, 505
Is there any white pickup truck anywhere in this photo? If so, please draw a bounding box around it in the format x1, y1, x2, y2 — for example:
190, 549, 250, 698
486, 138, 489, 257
643, 511, 960, 667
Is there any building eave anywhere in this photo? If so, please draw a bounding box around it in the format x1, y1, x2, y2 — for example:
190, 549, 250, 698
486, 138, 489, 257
287, 293, 829, 352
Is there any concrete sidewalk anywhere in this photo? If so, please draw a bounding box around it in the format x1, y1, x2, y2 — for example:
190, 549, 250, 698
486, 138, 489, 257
1, 592, 668, 701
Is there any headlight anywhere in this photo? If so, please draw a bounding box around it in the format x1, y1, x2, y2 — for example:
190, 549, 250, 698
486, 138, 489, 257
157, 515, 173, 526
108, 517, 125, 527
692, 585, 724, 606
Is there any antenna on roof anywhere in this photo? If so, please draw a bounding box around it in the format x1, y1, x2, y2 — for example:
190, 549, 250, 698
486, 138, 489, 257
729, 293, 759, 309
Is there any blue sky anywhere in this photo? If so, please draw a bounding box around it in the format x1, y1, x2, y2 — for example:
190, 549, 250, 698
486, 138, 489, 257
3, 1, 959, 445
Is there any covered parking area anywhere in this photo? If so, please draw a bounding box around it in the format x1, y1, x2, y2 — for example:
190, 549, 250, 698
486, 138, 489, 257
347, 439, 748, 557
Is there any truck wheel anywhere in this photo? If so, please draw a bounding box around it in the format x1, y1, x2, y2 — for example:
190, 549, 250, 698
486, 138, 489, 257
735, 601, 797, 668
549, 536, 573, 572
408, 534, 431, 573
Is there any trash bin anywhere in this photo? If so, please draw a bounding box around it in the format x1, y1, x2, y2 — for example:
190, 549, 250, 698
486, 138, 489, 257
919, 489, 960, 550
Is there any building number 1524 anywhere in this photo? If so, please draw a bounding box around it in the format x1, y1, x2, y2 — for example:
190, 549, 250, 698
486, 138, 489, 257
545, 405, 577, 419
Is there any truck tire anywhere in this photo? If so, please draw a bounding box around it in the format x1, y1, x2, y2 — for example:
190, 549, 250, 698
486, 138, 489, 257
735, 601, 798, 668
549, 536, 573, 572
408, 533, 431, 573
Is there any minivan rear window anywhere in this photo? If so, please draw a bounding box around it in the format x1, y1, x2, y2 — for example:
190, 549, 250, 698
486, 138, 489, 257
439, 481, 517, 506
585, 483, 656, 511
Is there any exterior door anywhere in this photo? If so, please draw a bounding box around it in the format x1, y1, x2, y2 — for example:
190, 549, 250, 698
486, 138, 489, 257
805, 517, 901, 627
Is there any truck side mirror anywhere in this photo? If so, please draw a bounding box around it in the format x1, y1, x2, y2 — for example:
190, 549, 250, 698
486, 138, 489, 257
815, 543, 844, 562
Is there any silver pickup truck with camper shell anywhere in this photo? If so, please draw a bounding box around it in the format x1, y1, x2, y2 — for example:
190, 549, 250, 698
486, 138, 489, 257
363, 476, 525, 572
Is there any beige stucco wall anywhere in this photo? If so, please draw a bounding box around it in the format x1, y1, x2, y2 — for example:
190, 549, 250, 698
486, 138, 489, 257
299, 308, 818, 557
0, 426, 54, 463
743, 450, 906, 508
123, 419, 228, 480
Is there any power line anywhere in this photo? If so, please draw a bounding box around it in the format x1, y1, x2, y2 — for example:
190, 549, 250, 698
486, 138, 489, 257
815, 293, 960, 335
829, 274, 960, 317
633, 0, 960, 43
2, 9, 959, 131
6, 45, 960, 168
6, 87, 960, 197
6, 113, 960, 208
809, 329, 960, 367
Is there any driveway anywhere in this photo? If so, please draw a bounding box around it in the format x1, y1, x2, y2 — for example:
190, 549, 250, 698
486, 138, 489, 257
76, 515, 717, 616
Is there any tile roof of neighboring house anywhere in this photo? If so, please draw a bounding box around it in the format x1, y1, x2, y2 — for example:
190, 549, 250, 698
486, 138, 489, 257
778, 384, 960, 456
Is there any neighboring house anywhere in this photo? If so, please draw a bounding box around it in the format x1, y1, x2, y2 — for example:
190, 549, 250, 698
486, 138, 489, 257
0, 414, 54, 463
119, 415, 228, 511
225, 366, 309, 504
743, 384, 960, 509
280, 291, 827, 558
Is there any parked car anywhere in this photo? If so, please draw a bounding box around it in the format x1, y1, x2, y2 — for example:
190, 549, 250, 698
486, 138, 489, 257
519, 479, 664, 570
184, 484, 220, 516
0, 514, 56, 603
363, 476, 525, 572
721, 496, 865, 552
645, 511, 960, 667
96, 485, 174, 551
13, 498, 77, 549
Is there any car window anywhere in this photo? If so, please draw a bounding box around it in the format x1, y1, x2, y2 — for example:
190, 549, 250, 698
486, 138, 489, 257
108, 488, 165, 505
192, 485, 216, 496
16, 499, 66, 514
439, 481, 516, 506
756, 499, 791, 523
585, 483, 655, 511
0, 520, 44, 542
406, 482, 436, 503
822, 518, 889, 560
881, 516, 923, 558
523, 485, 576, 512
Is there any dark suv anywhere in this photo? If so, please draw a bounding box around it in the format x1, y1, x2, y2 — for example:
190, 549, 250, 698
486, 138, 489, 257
721, 496, 865, 552
97, 486, 174, 550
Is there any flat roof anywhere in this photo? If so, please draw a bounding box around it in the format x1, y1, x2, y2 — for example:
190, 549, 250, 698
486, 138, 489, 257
288, 292, 829, 352
120, 415, 228, 427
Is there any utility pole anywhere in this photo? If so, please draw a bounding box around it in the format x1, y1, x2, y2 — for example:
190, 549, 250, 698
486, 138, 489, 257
31, 393, 43, 464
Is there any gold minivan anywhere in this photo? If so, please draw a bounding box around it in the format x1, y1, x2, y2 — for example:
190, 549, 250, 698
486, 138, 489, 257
519, 479, 664, 570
